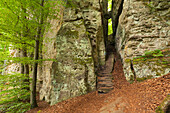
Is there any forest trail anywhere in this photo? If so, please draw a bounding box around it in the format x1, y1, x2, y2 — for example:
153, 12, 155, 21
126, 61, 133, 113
27, 47, 170, 113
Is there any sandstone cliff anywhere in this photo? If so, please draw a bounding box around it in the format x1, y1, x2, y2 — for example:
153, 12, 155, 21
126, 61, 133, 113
115, 0, 169, 81
39, 0, 106, 105
37, 0, 169, 104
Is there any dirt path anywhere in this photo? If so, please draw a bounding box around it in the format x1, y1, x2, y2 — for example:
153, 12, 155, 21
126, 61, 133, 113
27, 49, 170, 113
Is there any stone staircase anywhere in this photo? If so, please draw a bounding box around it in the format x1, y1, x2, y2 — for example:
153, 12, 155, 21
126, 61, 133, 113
97, 72, 113, 93
97, 45, 115, 94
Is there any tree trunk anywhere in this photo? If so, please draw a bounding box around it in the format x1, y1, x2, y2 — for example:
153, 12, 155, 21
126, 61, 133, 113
30, 39, 39, 108
23, 50, 30, 90
30, 0, 44, 109
20, 49, 24, 75
20, 63, 25, 75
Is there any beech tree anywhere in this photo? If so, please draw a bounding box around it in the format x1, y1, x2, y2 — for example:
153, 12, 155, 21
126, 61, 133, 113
30, 0, 44, 108
0, 0, 68, 111
0, 0, 60, 110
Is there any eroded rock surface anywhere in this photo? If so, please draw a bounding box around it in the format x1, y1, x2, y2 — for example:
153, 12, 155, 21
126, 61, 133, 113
39, 0, 106, 105
115, 0, 170, 81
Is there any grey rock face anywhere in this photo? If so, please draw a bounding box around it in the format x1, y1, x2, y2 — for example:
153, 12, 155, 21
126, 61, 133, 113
39, 0, 106, 104
115, 0, 170, 81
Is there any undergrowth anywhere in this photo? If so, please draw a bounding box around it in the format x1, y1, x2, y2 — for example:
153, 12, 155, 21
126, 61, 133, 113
0, 73, 31, 113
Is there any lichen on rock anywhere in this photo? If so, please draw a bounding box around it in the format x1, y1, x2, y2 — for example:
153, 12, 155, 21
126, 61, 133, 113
114, 0, 170, 81
39, 0, 106, 105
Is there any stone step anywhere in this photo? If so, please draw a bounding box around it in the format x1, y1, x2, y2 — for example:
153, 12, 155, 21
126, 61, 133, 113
98, 88, 113, 94
97, 56, 114, 94
97, 76, 113, 80
99, 72, 112, 74
97, 74, 112, 77
98, 87, 114, 90
97, 72, 108, 75
98, 80, 113, 83
98, 87, 113, 90
98, 84, 113, 87
97, 82, 113, 86
98, 91, 108, 94
97, 78, 112, 81
97, 79, 112, 82
98, 81, 113, 84
97, 84, 113, 87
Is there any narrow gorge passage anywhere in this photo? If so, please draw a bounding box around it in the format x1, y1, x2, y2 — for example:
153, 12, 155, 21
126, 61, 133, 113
96, 0, 125, 94
96, 43, 129, 95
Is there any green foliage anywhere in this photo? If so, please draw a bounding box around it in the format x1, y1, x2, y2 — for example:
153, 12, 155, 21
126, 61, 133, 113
0, 102, 30, 113
108, 0, 112, 11
0, 0, 66, 111
0, 73, 31, 113
108, 0, 113, 35
108, 19, 113, 35
0, 0, 63, 49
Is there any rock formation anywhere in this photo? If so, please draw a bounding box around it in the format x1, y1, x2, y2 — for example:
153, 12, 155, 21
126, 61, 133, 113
39, 0, 106, 105
114, 0, 170, 81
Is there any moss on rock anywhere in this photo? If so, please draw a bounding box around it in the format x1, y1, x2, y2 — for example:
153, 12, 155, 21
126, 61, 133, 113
136, 75, 153, 82
125, 59, 131, 63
